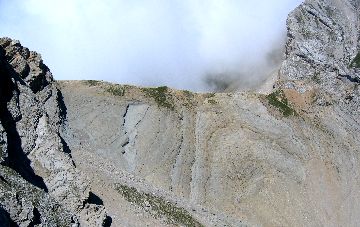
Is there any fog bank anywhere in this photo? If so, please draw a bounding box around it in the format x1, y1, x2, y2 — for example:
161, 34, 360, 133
0, 0, 303, 91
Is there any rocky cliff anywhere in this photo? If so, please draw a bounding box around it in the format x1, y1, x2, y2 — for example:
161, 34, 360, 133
280, 0, 360, 109
1, 0, 360, 226
0, 38, 109, 226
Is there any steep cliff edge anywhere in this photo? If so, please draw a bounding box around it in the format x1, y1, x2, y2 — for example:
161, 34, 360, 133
0, 38, 108, 226
280, 0, 360, 110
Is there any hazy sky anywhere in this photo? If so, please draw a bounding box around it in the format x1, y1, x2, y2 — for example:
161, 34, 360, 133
0, 0, 303, 91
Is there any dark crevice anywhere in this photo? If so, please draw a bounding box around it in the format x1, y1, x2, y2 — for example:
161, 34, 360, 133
28, 72, 49, 94
56, 90, 67, 124
71, 216, 77, 224
318, 18, 332, 30
29, 207, 41, 227
306, 9, 317, 18
27, 58, 52, 94
0, 175, 8, 184
57, 90, 76, 167
295, 53, 315, 64
10, 220, 18, 226
15, 193, 20, 203
103, 216, 112, 227
83, 192, 112, 226
121, 139, 129, 148
60, 136, 71, 154
0, 206, 18, 227
305, 9, 332, 30
85, 192, 104, 206
338, 74, 360, 83
59, 136, 76, 167
345, 95, 353, 101
122, 104, 130, 126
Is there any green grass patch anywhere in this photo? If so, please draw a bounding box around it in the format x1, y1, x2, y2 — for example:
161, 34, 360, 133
207, 99, 217, 104
350, 52, 360, 68
84, 80, 100, 86
266, 90, 296, 117
206, 93, 216, 98
142, 86, 174, 110
107, 85, 125, 96
114, 184, 203, 227
181, 90, 195, 107
182, 90, 193, 98
311, 72, 321, 84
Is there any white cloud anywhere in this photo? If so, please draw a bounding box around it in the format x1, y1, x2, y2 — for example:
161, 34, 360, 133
0, 0, 303, 91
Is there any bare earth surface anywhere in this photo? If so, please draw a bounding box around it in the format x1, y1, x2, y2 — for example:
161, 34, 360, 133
59, 78, 360, 226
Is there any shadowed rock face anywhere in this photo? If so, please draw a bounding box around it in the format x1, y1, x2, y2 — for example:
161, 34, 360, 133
0, 38, 107, 226
1, 0, 360, 226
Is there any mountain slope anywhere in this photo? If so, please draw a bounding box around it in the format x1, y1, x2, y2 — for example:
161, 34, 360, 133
1, 0, 360, 226
59, 0, 360, 225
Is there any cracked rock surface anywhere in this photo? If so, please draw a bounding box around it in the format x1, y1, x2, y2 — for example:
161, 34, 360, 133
59, 77, 360, 226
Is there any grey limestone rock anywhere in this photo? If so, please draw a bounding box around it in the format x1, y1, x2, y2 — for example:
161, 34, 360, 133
0, 37, 107, 226
280, 0, 360, 109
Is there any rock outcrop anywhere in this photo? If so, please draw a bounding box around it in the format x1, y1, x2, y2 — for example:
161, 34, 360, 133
0, 38, 107, 226
280, 0, 360, 109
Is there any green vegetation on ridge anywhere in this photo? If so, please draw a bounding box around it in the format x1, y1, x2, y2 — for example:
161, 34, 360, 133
114, 183, 203, 227
107, 85, 125, 96
350, 52, 360, 68
266, 90, 296, 117
84, 80, 101, 86
142, 86, 174, 110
